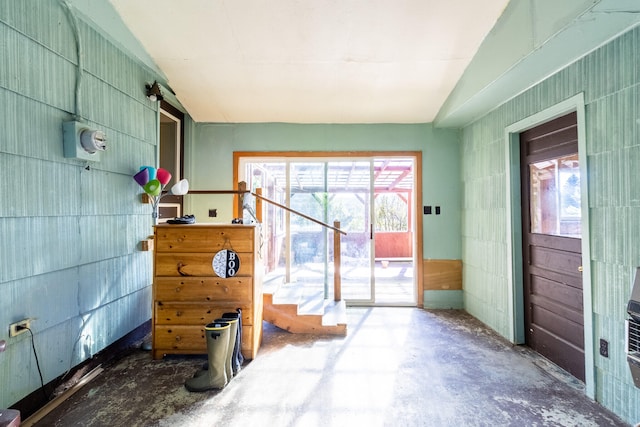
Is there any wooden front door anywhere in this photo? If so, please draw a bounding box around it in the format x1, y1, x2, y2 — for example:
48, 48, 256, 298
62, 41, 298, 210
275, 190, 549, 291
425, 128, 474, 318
520, 112, 585, 381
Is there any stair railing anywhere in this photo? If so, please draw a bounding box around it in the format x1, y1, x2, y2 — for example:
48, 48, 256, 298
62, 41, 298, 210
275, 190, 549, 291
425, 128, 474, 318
188, 181, 347, 301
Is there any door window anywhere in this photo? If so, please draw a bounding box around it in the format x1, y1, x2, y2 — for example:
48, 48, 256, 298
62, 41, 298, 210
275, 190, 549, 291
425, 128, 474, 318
529, 153, 580, 237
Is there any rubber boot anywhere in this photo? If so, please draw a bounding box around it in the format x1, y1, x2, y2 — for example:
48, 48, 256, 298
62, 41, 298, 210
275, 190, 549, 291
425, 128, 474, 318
195, 317, 236, 378
220, 316, 238, 380
192, 316, 238, 379
222, 310, 244, 374
194, 310, 244, 377
185, 321, 230, 392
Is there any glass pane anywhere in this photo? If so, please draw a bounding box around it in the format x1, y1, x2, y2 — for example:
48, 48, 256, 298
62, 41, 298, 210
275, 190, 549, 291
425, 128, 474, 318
290, 162, 327, 288
246, 162, 287, 280
327, 161, 373, 301
373, 157, 415, 304
529, 154, 581, 237
375, 193, 408, 232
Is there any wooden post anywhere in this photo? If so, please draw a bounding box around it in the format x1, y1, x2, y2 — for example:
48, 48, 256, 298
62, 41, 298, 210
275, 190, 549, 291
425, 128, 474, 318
255, 188, 263, 223
237, 181, 247, 219
333, 220, 341, 301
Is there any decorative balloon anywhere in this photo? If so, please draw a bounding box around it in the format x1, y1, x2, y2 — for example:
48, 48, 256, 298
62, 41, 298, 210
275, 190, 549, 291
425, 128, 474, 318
133, 168, 150, 186
133, 166, 188, 220
140, 166, 157, 180
170, 179, 189, 195
156, 168, 172, 185
143, 179, 162, 196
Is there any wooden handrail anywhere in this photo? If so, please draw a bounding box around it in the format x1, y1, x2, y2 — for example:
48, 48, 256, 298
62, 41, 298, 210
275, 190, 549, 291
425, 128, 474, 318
250, 192, 347, 236
333, 220, 342, 301
187, 190, 247, 194
250, 192, 345, 302
186, 187, 347, 235
187, 182, 346, 301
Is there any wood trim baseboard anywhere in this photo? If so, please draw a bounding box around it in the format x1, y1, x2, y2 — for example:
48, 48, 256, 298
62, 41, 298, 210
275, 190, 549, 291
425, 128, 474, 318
423, 259, 462, 291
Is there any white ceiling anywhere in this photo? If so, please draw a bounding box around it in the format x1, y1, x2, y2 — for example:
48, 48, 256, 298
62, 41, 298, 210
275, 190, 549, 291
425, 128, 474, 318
109, 0, 509, 124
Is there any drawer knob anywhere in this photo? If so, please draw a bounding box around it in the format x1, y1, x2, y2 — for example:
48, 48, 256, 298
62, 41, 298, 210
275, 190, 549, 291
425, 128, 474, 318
175, 335, 182, 342
176, 311, 183, 317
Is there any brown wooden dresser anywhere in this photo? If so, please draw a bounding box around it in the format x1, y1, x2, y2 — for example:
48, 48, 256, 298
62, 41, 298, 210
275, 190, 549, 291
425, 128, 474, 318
152, 223, 263, 360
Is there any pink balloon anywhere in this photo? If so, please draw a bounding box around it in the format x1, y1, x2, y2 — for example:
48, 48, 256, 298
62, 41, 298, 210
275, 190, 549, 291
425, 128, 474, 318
156, 168, 172, 185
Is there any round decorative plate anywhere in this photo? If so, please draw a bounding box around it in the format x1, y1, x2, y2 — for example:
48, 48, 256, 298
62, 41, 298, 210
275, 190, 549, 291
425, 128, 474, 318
212, 249, 240, 278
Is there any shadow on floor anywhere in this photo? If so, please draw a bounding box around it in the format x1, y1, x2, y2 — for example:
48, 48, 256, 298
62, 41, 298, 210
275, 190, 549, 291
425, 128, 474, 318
30, 308, 628, 427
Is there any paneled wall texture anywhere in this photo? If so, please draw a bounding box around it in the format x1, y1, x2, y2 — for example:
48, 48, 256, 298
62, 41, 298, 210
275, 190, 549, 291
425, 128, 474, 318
461, 25, 640, 422
0, 1, 158, 407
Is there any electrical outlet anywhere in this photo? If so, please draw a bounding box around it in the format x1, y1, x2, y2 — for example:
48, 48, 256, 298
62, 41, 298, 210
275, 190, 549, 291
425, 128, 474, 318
599, 338, 609, 358
9, 319, 31, 337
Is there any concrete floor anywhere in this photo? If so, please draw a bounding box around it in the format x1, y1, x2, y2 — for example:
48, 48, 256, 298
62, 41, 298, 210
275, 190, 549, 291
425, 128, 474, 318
30, 308, 628, 427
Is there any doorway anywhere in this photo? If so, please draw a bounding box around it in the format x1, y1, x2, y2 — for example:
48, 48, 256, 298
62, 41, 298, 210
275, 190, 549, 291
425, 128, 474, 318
157, 102, 184, 222
520, 112, 585, 381
237, 153, 419, 306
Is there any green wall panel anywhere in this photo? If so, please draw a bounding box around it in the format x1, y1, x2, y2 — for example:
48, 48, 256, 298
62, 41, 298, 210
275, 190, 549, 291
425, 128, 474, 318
0, 90, 72, 160
0, 154, 81, 217
0, 20, 76, 113
0, 270, 80, 334
187, 122, 462, 260
423, 290, 463, 309
0, 217, 82, 282
0, 1, 160, 409
0, 0, 77, 61
461, 24, 640, 424
79, 286, 152, 357
0, 318, 81, 406
78, 254, 152, 313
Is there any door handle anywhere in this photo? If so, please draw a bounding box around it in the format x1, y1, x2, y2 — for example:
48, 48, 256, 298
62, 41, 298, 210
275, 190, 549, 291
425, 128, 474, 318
578, 266, 583, 272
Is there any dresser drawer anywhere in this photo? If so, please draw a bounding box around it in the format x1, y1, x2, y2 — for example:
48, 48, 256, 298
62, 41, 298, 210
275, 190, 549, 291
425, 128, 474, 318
154, 324, 255, 359
154, 302, 253, 326
155, 252, 254, 277
154, 325, 206, 351
155, 226, 255, 253
155, 277, 253, 302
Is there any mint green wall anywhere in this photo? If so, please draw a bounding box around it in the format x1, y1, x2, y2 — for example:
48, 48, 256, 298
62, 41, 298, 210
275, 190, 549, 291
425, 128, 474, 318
436, 0, 640, 127
185, 123, 461, 260
461, 25, 640, 423
0, 1, 161, 408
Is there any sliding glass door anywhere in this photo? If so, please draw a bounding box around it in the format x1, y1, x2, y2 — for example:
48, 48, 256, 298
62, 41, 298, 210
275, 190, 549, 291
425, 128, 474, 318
326, 160, 374, 302
286, 160, 374, 302
288, 161, 333, 299
239, 154, 416, 306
